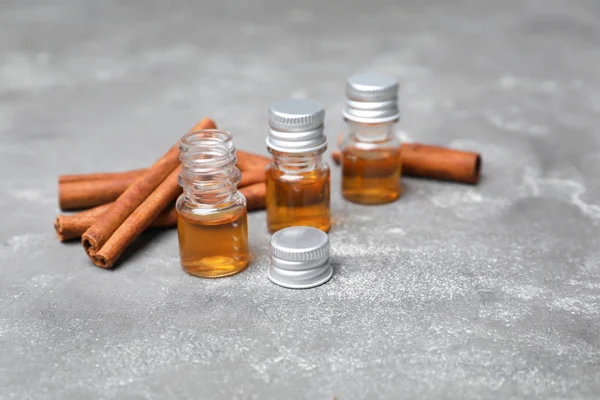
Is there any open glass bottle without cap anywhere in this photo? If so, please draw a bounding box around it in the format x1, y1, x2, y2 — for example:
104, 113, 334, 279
341, 72, 402, 204
266, 98, 331, 233
176, 129, 250, 278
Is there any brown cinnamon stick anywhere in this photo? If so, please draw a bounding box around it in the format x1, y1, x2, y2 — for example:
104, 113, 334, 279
88, 169, 267, 268
59, 168, 147, 184
82, 117, 216, 268
400, 143, 481, 184
331, 143, 482, 184
59, 152, 268, 210
87, 166, 183, 268
237, 151, 270, 172
56, 180, 268, 242
59, 166, 266, 212
55, 203, 177, 242
59, 177, 144, 211
239, 168, 266, 187
59, 151, 266, 187
241, 182, 266, 211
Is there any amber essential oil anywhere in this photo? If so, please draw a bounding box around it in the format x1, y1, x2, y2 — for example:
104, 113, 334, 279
342, 147, 401, 204
266, 165, 330, 233
177, 206, 249, 278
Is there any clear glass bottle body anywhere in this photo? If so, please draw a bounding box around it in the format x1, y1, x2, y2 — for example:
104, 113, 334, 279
341, 120, 402, 204
266, 149, 331, 233
176, 130, 250, 278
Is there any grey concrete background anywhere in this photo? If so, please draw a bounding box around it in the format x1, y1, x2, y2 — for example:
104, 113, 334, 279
1, 0, 599, 398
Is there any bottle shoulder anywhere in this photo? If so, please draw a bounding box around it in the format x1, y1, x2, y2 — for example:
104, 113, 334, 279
341, 137, 400, 151
341, 122, 402, 148
176, 192, 246, 217
267, 158, 329, 172
266, 163, 329, 182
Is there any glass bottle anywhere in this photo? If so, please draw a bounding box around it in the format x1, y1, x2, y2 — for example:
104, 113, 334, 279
265, 98, 331, 233
341, 72, 402, 204
176, 129, 250, 278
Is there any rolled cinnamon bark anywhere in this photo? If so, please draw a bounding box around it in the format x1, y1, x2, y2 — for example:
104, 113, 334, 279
59, 165, 266, 212
59, 151, 265, 186
82, 117, 216, 268
59, 151, 268, 210
241, 182, 266, 211
87, 166, 183, 268
331, 143, 482, 184
239, 168, 266, 187
332, 151, 341, 164
237, 151, 270, 171
59, 177, 143, 211
400, 143, 481, 184
59, 168, 147, 184
56, 181, 268, 243
55, 203, 177, 242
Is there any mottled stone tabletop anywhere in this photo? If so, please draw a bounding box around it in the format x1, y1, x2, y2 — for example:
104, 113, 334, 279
1, 0, 599, 398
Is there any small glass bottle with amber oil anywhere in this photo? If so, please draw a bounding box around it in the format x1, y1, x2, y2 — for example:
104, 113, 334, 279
266, 99, 330, 233
176, 129, 250, 278
341, 72, 402, 204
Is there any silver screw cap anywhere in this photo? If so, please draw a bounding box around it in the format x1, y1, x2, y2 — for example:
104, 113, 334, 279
268, 226, 333, 289
267, 99, 327, 153
343, 72, 400, 124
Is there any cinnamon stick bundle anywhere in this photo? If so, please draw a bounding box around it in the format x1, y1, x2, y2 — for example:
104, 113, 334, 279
331, 143, 482, 184
85, 167, 183, 268
82, 118, 216, 268
55, 202, 177, 242
56, 180, 267, 242
58, 151, 270, 211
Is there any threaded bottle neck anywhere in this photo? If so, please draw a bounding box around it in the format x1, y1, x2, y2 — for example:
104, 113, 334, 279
269, 149, 325, 174
178, 129, 241, 206
347, 120, 397, 142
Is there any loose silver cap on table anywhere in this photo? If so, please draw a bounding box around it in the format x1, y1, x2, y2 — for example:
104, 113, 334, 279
266, 98, 327, 153
343, 72, 400, 124
268, 226, 333, 289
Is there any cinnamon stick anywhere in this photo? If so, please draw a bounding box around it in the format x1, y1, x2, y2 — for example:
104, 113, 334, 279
399, 143, 481, 184
239, 168, 266, 187
236, 151, 270, 172
55, 203, 177, 242
332, 151, 341, 165
56, 180, 268, 243
59, 177, 143, 211
241, 182, 266, 211
59, 168, 146, 184
59, 151, 266, 186
87, 169, 267, 268
331, 144, 482, 184
59, 166, 266, 212
82, 117, 216, 268
87, 166, 183, 268
59, 152, 268, 210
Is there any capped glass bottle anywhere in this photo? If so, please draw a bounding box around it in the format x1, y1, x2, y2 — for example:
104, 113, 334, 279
176, 129, 250, 278
266, 99, 331, 233
341, 72, 402, 204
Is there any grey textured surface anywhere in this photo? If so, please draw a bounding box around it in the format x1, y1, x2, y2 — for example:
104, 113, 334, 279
1, 0, 599, 398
